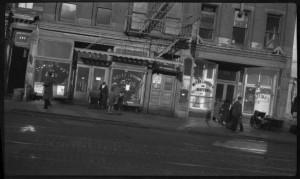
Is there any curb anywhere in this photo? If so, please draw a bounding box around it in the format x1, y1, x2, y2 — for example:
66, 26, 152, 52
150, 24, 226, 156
9, 108, 296, 144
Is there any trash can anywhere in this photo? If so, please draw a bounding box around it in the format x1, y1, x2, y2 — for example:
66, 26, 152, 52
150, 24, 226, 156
12, 88, 24, 102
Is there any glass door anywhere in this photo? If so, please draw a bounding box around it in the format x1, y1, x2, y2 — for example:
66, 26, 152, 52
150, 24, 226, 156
74, 65, 91, 101
215, 82, 236, 103
91, 67, 106, 92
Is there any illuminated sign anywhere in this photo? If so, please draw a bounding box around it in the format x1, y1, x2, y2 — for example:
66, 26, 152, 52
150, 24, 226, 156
57, 85, 65, 96
14, 31, 31, 48
34, 82, 44, 95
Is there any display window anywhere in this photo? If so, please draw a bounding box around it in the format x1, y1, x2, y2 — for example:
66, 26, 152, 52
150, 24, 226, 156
33, 59, 71, 97
111, 69, 145, 106
189, 60, 217, 110
243, 68, 276, 115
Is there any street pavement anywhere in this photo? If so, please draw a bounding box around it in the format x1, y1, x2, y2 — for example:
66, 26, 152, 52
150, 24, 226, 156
4, 97, 297, 144
4, 111, 297, 176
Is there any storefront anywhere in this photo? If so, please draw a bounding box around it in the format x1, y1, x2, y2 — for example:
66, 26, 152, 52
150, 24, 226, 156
73, 48, 111, 102
31, 36, 74, 99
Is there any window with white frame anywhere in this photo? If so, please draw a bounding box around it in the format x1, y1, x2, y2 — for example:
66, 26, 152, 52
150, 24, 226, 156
18, 3, 33, 9
60, 3, 77, 22
199, 4, 217, 40
264, 14, 281, 49
165, 3, 182, 35
232, 9, 249, 45
96, 3, 112, 25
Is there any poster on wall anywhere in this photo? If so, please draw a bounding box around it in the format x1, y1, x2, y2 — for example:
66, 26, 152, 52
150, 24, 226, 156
189, 78, 214, 110
254, 88, 271, 115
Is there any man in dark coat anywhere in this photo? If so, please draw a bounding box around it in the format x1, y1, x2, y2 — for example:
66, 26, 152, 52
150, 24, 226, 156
43, 71, 54, 109
230, 96, 243, 132
99, 82, 108, 109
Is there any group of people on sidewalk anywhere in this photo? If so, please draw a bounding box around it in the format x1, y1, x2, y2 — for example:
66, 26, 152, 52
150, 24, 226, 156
212, 96, 244, 133
98, 82, 124, 115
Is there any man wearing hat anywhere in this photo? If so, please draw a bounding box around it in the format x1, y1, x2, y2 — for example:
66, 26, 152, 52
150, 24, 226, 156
43, 71, 54, 109
230, 96, 244, 132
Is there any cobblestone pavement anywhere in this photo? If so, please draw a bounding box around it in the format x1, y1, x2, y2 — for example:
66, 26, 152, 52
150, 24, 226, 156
4, 111, 297, 176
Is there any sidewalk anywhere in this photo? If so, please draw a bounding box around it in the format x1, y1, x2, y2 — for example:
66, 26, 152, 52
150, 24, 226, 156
4, 98, 297, 144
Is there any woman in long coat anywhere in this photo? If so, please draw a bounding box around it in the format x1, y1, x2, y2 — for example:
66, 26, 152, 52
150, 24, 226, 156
99, 82, 108, 109
43, 72, 54, 109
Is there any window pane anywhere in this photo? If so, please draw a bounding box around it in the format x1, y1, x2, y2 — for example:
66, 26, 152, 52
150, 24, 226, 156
260, 71, 272, 86
133, 3, 148, 13
19, 3, 33, 9
202, 5, 216, 12
60, 3, 76, 21
266, 15, 280, 32
232, 27, 246, 45
92, 68, 106, 91
165, 17, 180, 35
217, 70, 236, 81
234, 10, 249, 28
18, 3, 26, 8
76, 67, 89, 93
243, 86, 256, 114
216, 83, 224, 100
98, 3, 112, 9
247, 72, 259, 84
167, 3, 182, 19
38, 39, 72, 59
131, 13, 146, 30
199, 28, 213, 39
97, 8, 111, 25
226, 84, 235, 102
34, 59, 70, 96
194, 63, 204, 78
200, 13, 215, 29
206, 63, 214, 79
111, 69, 145, 105
264, 32, 279, 49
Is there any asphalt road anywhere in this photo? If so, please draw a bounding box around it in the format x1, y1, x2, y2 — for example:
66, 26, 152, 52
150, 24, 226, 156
4, 111, 297, 176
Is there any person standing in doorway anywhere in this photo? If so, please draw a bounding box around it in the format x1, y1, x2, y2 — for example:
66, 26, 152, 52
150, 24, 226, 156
99, 82, 108, 109
220, 99, 231, 127
230, 96, 244, 132
212, 99, 223, 123
43, 71, 54, 109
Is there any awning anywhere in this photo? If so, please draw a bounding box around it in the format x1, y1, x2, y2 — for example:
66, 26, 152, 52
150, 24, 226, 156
74, 48, 182, 66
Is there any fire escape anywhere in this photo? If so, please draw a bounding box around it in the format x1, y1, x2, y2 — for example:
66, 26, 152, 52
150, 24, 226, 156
124, 2, 193, 60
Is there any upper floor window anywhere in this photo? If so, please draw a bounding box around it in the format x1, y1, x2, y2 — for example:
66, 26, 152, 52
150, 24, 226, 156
18, 3, 33, 9
131, 3, 148, 30
264, 14, 281, 49
60, 3, 77, 22
199, 4, 217, 40
232, 9, 249, 45
165, 3, 182, 35
97, 3, 112, 25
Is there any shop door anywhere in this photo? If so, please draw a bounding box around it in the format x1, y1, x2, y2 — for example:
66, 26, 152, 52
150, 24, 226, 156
74, 65, 91, 101
148, 74, 176, 116
215, 83, 236, 102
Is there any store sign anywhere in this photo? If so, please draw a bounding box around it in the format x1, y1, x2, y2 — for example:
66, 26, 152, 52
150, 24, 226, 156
191, 79, 214, 97
34, 82, 44, 95
254, 88, 271, 114
57, 85, 65, 96
14, 31, 31, 48
152, 74, 162, 84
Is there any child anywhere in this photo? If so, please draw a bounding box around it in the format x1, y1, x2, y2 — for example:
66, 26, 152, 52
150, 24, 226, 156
115, 92, 124, 115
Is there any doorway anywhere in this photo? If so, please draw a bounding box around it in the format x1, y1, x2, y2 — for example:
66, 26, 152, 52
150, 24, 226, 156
74, 64, 107, 102
215, 82, 236, 103
7, 45, 28, 94
148, 74, 176, 116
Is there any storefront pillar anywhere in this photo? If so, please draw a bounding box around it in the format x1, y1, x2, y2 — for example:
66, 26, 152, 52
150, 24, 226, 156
142, 69, 152, 114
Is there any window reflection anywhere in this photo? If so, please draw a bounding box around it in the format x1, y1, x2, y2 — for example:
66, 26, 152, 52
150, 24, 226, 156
60, 3, 77, 21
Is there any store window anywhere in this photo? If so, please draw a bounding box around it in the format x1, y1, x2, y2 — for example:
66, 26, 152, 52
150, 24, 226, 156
243, 68, 275, 115
18, 3, 33, 9
76, 67, 89, 93
96, 3, 112, 25
111, 69, 145, 105
199, 4, 217, 40
232, 9, 249, 45
217, 69, 237, 81
131, 3, 148, 30
33, 59, 70, 97
190, 60, 216, 110
60, 3, 77, 22
264, 14, 281, 49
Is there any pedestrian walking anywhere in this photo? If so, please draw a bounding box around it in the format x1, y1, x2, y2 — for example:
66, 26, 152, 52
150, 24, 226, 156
230, 96, 244, 132
99, 82, 108, 109
212, 99, 223, 123
43, 71, 54, 109
115, 91, 124, 115
220, 99, 231, 126
107, 85, 117, 115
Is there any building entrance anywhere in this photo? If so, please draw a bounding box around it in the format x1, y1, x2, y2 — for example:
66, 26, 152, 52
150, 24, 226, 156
215, 82, 236, 103
7, 45, 28, 94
